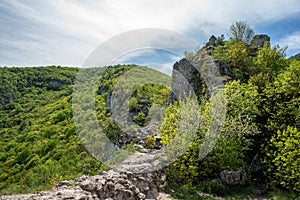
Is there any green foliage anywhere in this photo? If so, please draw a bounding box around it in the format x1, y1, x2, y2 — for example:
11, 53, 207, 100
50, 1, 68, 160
254, 42, 288, 77
128, 97, 138, 111
160, 102, 181, 145
249, 73, 270, 91
213, 39, 253, 81
225, 80, 260, 119
0, 66, 105, 194
144, 135, 156, 149
263, 61, 300, 134
171, 183, 215, 200
197, 179, 226, 196
214, 136, 246, 170
133, 111, 146, 126
161, 79, 262, 192
266, 126, 300, 192
129, 83, 170, 126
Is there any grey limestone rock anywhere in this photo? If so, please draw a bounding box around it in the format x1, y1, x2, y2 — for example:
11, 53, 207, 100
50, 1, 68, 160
220, 169, 247, 185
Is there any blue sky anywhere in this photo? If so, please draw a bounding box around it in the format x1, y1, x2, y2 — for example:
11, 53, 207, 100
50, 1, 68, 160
0, 0, 300, 74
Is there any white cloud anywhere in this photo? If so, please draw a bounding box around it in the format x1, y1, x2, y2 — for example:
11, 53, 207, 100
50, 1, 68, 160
1, 0, 300, 66
110, 49, 180, 75
54, 0, 300, 39
146, 62, 174, 76
279, 31, 300, 51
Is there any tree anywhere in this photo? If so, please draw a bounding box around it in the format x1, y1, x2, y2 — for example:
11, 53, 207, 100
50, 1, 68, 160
263, 60, 300, 133
229, 21, 254, 44
254, 41, 288, 77
213, 39, 253, 80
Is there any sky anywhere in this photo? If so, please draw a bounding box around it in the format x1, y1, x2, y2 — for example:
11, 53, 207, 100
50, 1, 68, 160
0, 0, 300, 74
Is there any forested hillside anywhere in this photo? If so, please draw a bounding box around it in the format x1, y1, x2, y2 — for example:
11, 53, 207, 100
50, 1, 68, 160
0, 65, 171, 195
0, 22, 299, 199
0, 66, 132, 194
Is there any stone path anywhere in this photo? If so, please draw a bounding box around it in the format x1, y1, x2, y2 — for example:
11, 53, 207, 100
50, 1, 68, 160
0, 149, 174, 200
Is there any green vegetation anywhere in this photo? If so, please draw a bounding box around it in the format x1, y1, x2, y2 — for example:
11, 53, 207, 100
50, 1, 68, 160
129, 83, 170, 126
267, 126, 300, 192
0, 65, 140, 194
162, 22, 300, 199
0, 66, 106, 194
0, 21, 299, 199
0, 64, 171, 194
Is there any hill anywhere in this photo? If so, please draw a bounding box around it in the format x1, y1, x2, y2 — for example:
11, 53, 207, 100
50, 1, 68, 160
0, 23, 300, 199
0, 65, 172, 195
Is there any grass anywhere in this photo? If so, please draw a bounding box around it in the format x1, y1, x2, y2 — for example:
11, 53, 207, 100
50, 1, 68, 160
169, 183, 300, 200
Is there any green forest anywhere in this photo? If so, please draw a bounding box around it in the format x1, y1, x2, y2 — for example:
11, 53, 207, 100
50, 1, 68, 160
0, 22, 299, 199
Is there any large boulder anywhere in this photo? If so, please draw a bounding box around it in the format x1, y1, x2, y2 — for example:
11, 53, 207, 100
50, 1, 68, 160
251, 34, 270, 48
170, 51, 225, 103
205, 35, 224, 48
220, 169, 247, 185
169, 58, 207, 102
248, 34, 270, 56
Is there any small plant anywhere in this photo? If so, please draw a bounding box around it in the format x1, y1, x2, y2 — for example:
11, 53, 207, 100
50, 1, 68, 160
133, 111, 146, 126
144, 135, 156, 149
49, 174, 63, 185
198, 179, 226, 196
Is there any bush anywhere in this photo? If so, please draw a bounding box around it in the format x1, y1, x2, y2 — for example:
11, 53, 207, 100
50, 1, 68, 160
198, 179, 226, 196
144, 135, 156, 149
266, 126, 300, 192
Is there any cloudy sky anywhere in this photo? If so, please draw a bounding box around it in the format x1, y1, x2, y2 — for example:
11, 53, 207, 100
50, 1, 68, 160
1, 0, 300, 72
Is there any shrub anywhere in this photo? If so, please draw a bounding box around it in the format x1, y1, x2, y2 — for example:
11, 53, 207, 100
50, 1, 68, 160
144, 135, 156, 149
266, 126, 300, 192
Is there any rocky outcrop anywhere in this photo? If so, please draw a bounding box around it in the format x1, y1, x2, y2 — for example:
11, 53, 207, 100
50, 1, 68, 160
169, 50, 225, 103
74, 170, 160, 199
0, 147, 171, 200
1, 174, 149, 200
250, 34, 270, 48
249, 34, 270, 56
220, 169, 247, 185
169, 58, 207, 102
0, 168, 166, 200
205, 35, 219, 47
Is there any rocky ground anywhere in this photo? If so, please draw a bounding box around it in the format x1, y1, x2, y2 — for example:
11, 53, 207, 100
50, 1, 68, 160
0, 148, 174, 200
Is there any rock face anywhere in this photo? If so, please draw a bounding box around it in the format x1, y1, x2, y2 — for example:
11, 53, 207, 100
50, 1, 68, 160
250, 34, 270, 48
169, 58, 207, 102
205, 35, 223, 47
220, 169, 247, 185
170, 51, 225, 102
